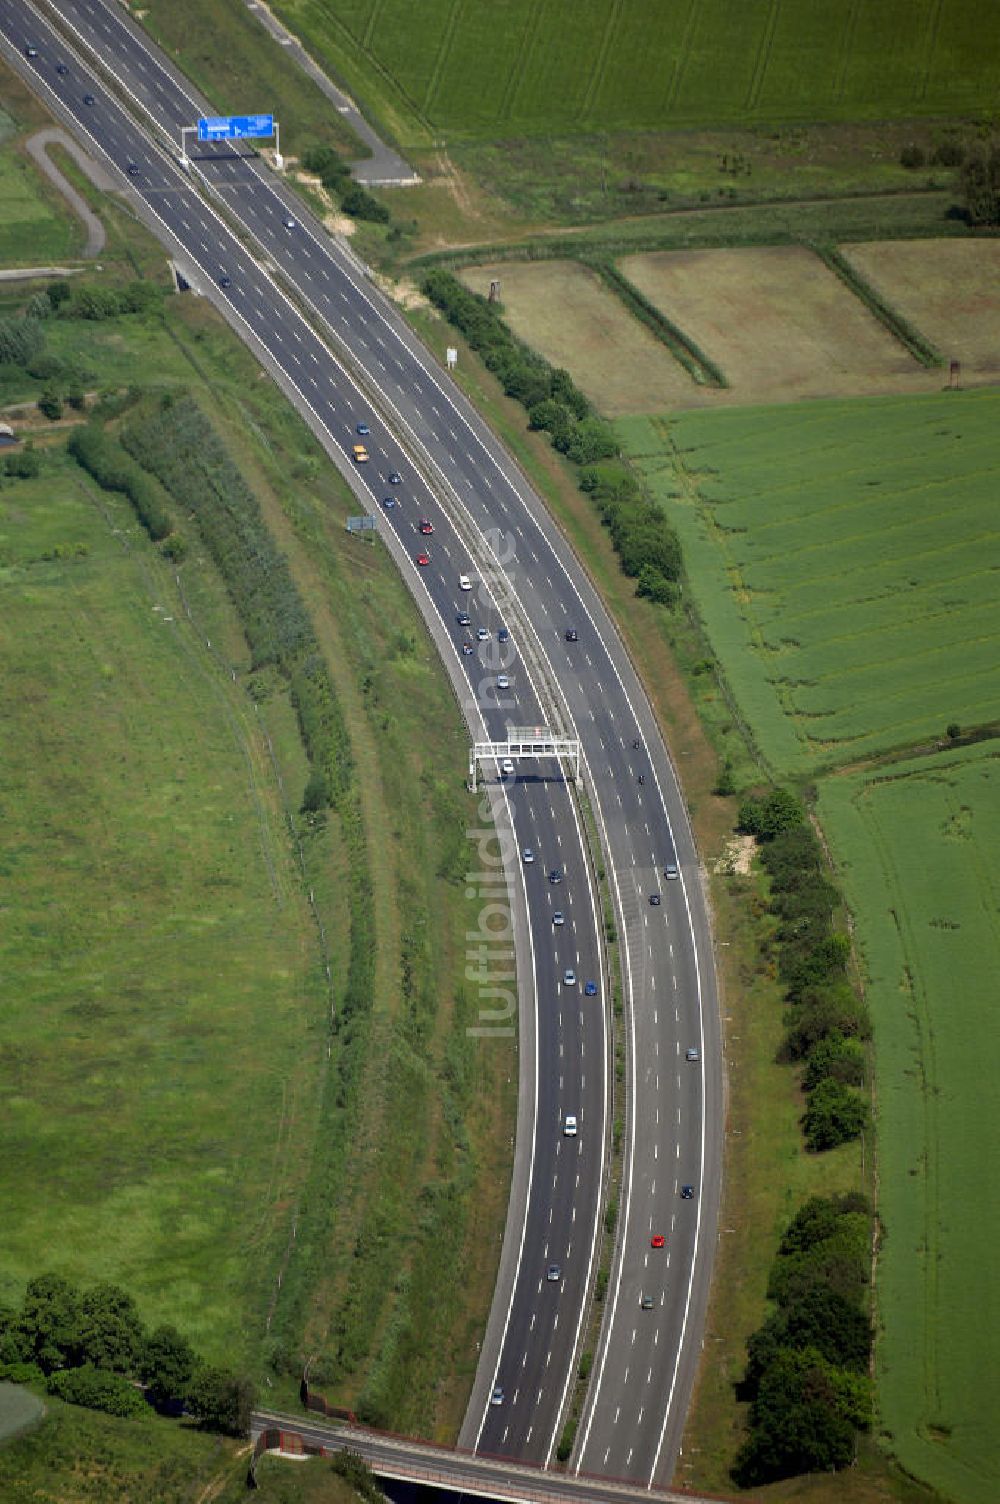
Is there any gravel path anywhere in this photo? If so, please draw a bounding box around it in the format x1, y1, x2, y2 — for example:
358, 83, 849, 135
243, 0, 419, 186
25, 127, 112, 257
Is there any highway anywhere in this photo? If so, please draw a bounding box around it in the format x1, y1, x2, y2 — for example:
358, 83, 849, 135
251, 1408, 731, 1504
7, 1, 723, 1485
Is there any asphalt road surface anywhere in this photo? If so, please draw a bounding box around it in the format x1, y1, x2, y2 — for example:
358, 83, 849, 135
7, 1, 723, 1485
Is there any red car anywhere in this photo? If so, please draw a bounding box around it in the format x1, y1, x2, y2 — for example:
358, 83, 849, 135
418, 518, 434, 535
415, 551, 430, 567
651, 1234, 665, 1249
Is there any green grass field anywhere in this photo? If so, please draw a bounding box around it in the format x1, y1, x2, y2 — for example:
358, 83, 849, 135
0, 125, 80, 264
621, 389, 1000, 777
818, 743, 1000, 1504
1, 115, 514, 1437
270, 0, 1000, 145
0, 450, 325, 1358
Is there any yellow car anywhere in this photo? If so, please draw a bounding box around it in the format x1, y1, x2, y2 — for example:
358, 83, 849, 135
352, 443, 370, 463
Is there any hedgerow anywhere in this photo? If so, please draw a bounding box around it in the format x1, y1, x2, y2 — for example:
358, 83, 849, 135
739, 790, 870, 1151
734, 1193, 873, 1485
121, 394, 352, 811
68, 423, 172, 541
422, 269, 682, 604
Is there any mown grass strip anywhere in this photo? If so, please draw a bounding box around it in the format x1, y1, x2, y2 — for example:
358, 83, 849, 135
812, 243, 944, 367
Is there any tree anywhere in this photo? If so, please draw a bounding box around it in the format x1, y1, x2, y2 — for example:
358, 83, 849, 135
803, 1078, 868, 1151
76, 1283, 145, 1373
15, 1274, 81, 1373
960, 144, 1000, 226
187, 1367, 257, 1437
733, 1348, 867, 1485
744, 1285, 871, 1391
782, 982, 872, 1060
140, 1323, 196, 1409
739, 788, 804, 841
47, 279, 71, 310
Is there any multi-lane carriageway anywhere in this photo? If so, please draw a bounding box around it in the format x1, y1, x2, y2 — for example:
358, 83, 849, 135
4, 0, 723, 1485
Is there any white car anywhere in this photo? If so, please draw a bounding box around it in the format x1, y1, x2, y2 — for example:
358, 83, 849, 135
497, 674, 510, 690
552, 911, 565, 926
501, 758, 515, 776
459, 574, 472, 591
522, 847, 535, 864
563, 969, 577, 987
563, 1114, 578, 1137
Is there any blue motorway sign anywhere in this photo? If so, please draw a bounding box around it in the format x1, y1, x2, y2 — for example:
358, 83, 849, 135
197, 114, 274, 143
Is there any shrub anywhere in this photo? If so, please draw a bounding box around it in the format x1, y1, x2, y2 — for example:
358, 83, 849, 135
4, 445, 41, 480
0, 316, 44, 369
899, 144, 926, 169
46, 279, 71, 310
960, 144, 1000, 225
802, 1077, 868, 1151
38, 390, 63, 421
933, 140, 966, 167
739, 787, 804, 841
48, 1364, 146, 1419
803, 1031, 864, 1091
339, 184, 390, 224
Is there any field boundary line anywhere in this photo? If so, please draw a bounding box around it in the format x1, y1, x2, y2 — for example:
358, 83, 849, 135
577, 0, 623, 125
745, 0, 781, 113
918, 0, 946, 102
421, 0, 464, 121
593, 259, 728, 387
813, 244, 945, 368
361, 0, 384, 54
497, 0, 546, 124
834, 0, 862, 104
664, 0, 700, 113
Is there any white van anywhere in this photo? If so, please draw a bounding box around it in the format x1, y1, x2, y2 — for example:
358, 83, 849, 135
563, 1114, 578, 1137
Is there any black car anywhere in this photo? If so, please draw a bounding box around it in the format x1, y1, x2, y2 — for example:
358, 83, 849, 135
126, 162, 139, 176
83, 93, 95, 106
565, 627, 578, 642
56, 62, 68, 75
456, 612, 471, 626
219, 275, 232, 289
548, 868, 564, 884
649, 892, 661, 906
681, 1184, 695, 1200
387, 471, 402, 485
25, 45, 38, 59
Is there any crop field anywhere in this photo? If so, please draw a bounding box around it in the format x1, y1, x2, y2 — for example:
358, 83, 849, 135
270, 0, 1000, 145
620, 388, 1000, 776
619, 246, 941, 404
459, 259, 695, 414
0, 453, 325, 1359
818, 742, 1000, 1504
843, 238, 1000, 377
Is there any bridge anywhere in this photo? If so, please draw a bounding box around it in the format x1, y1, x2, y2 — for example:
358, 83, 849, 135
251, 1410, 731, 1504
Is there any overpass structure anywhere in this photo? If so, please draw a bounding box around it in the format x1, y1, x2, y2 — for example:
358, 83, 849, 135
251, 1410, 732, 1504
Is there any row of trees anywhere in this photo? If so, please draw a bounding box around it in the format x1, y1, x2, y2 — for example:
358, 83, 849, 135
0, 1274, 255, 1436
739, 790, 870, 1152
734, 1193, 873, 1484
422, 269, 682, 605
